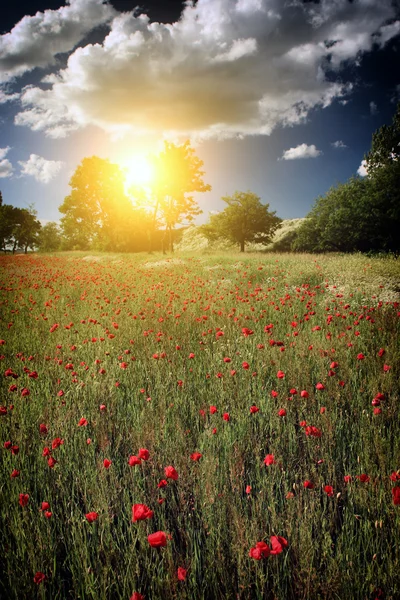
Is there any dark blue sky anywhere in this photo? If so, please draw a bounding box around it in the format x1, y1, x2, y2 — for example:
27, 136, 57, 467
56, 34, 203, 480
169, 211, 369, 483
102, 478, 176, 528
1, 0, 399, 223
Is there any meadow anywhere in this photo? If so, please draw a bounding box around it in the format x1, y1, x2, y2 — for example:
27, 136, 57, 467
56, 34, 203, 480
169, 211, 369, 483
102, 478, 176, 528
0, 251, 399, 600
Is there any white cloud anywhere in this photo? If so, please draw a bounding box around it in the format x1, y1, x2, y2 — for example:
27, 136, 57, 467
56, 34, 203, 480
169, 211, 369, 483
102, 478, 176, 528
370, 101, 378, 115
0, 0, 116, 83
0, 147, 13, 178
281, 143, 322, 160
0, 146, 11, 160
0, 90, 20, 103
357, 160, 368, 177
331, 140, 347, 148
10, 0, 400, 140
0, 159, 13, 178
18, 154, 64, 183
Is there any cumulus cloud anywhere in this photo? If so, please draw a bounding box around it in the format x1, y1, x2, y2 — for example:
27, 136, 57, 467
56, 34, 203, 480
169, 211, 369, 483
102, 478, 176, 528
0, 90, 20, 103
0, 147, 13, 178
18, 154, 64, 183
0, 0, 116, 83
10, 0, 400, 140
331, 140, 347, 148
357, 160, 368, 177
281, 143, 322, 160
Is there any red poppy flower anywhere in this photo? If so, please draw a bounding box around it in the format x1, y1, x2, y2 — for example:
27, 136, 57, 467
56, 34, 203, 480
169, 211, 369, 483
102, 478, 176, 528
392, 487, 400, 506
132, 504, 154, 522
278, 409, 286, 417
344, 475, 352, 484
78, 417, 88, 427
303, 480, 314, 489
39, 424, 48, 435
190, 452, 202, 461
177, 567, 187, 581
250, 405, 259, 414
249, 541, 270, 560
41, 501, 50, 511
138, 448, 150, 460
304, 426, 322, 438
33, 572, 46, 585
223, 412, 230, 421
324, 485, 334, 497
157, 479, 168, 488
264, 454, 275, 466
300, 390, 309, 398
357, 474, 370, 483
270, 535, 288, 555
84, 511, 98, 522
19, 493, 29, 507
245, 485, 252, 494
51, 438, 64, 449
11, 469, 20, 478
130, 593, 144, 600
47, 457, 57, 468
277, 370, 285, 379
242, 362, 250, 370
164, 466, 179, 480
128, 455, 142, 467
148, 531, 168, 548
103, 459, 112, 469
209, 406, 217, 414
315, 383, 325, 390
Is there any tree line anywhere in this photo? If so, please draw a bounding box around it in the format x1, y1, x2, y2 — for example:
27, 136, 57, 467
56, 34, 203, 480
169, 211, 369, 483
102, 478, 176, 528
1, 103, 399, 254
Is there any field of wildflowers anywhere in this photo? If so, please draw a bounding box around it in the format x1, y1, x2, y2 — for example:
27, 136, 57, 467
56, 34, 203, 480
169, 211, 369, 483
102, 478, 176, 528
0, 251, 399, 600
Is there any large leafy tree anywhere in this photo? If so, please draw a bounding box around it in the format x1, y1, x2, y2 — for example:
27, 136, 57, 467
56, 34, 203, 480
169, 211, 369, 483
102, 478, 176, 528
364, 101, 400, 175
200, 191, 281, 252
37, 222, 62, 252
59, 156, 135, 250
0, 203, 41, 253
293, 103, 400, 254
133, 141, 211, 253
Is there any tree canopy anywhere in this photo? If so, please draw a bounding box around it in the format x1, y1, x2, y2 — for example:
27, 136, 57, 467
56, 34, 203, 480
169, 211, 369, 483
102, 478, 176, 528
0, 201, 41, 253
364, 101, 400, 175
132, 141, 211, 253
292, 104, 400, 254
200, 191, 281, 252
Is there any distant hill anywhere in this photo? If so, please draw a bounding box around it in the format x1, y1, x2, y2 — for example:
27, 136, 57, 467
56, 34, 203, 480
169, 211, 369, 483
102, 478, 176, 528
175, 218, 306, 252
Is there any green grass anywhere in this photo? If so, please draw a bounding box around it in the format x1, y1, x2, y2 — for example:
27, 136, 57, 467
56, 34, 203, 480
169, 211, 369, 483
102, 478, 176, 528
0, 251, 399, 599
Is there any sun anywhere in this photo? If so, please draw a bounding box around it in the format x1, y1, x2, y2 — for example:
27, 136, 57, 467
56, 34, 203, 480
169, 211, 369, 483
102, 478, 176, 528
121, 154, 154, 188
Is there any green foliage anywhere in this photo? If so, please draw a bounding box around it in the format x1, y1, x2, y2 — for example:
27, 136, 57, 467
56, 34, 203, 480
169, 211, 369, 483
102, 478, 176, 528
200, 191, 281, 252
143, 141, 211, 253
37, 222, 62, 252
0, 203, 41, 253
365, 101, 400, 175
294, 104, 400, 254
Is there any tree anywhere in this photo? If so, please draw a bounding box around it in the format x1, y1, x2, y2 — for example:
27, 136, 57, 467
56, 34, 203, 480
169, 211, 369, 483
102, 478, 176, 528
59, 156, 135, 250
200, 191, 281, 252
0, 204, 19, 252
141, 141, 211, 253
365, 102, 400, 175
37, 222, 62, 252
14, 206, 42, 253
0, 204, 41, 253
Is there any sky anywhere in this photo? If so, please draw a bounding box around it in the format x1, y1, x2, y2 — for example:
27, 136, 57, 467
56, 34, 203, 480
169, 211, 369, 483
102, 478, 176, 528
0, 0, 399, 225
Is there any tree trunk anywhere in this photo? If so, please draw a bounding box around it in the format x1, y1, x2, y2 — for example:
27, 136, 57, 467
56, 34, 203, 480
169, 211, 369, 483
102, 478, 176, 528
240, 240, 245, 252
168, 225, 174, 253
24, 244, 28, 254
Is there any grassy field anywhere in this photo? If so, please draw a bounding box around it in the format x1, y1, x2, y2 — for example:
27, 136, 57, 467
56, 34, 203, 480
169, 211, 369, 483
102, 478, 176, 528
1, 251, 399, 600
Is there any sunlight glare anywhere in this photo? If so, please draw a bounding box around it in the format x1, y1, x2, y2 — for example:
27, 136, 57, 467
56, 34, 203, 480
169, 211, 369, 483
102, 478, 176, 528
122, 155, 154, 188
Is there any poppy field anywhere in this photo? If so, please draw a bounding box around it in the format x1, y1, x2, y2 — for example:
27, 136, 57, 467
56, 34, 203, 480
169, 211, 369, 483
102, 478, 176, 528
0, 251, 399, 600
